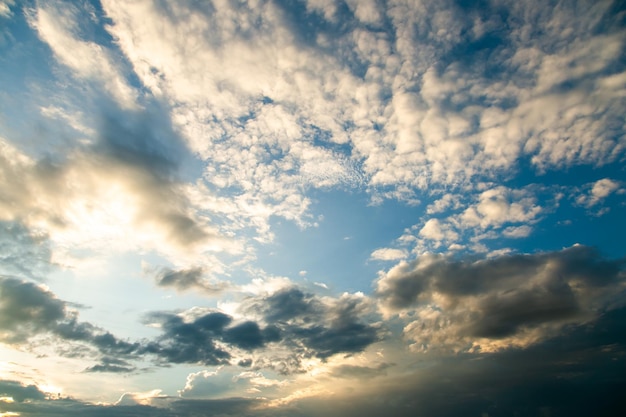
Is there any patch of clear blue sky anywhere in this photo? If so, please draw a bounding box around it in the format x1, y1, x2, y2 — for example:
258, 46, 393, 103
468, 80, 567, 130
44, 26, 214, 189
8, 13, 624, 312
503, 157, 626, 258
253, 188, 426, 294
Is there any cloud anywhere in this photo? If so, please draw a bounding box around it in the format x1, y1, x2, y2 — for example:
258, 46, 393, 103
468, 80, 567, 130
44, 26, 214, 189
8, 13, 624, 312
0, 103, 226, 263
0, 221, 51, 280
0, 277, 66, 344
397, 185, 557, 254
370, 248, 407, 261
458, 186, 543, 229
3, 300, 626, 417
0, 380, 46, 402
141, 287, 380, 369
28, 1, 137, 108
0, 276, 140, 362
140, 310, 234, 366
0, 0, 14, 19
576, 178, 624, 209
179, 368, 285, 399
329, 362, 392, 379
418, 218, 459, 247
152, 266, 230, 294
243, 288, 381, 362
376, 245, 625, 352
84, 357, 136, 374
289, 306, 626, 417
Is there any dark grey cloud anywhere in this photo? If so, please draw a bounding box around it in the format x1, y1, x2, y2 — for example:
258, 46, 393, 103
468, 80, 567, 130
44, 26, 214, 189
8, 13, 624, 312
141, 309, 283, 366
0, 276, 378, 372
0, 380, 46, 402
293, 306, 626, 417
2, 305, 625, 416
244, 287, 382, 362
84, 356, 136, 373
377, 245, 625, 350
258, 287, 325, 323
137, 287, 380, 370
153, 266, 229, 294
0, 276, 66, 343
0, 397, 176, 417
330, 363, 393, 379
291, 321, 379, 359
0, 276, 140, 363
140, 311, 233, 366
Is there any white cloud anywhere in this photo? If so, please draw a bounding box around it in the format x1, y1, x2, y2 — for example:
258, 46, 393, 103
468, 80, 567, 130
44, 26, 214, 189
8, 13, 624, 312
88, 0, 626, 239
502, 225, 532, 238
0, 0, 14, 18
370, 248, 407, 261
576, 178, 623, 208
458, 186, 542, 229
418, 219, 459, 247
29, 2, 137, 108
426, 194, 461, 214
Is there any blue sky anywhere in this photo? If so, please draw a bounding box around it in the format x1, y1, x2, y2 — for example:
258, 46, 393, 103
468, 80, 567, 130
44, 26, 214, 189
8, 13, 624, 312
0, 0, 625, 415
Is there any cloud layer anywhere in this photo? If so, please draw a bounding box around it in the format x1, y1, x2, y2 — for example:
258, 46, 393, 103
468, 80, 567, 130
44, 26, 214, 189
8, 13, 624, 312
0, 0, 625, 415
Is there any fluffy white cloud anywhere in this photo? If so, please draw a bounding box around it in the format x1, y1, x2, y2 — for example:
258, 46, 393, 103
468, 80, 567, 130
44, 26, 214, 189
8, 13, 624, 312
370, 248, 407, 261
576, 178, 623, 209
418, 219, 459, 247
458, 186, 542, 229
96, 0, 626, 218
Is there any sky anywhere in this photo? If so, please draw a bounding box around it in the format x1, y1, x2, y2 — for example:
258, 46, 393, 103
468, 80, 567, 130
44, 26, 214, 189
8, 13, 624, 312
0, 0, 625, 415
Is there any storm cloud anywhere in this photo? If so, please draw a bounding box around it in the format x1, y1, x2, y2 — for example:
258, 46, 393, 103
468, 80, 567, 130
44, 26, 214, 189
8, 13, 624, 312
377, 245, 625, 351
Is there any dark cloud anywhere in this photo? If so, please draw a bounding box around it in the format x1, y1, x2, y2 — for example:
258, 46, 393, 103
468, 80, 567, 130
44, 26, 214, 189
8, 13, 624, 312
153, 266, 229, 294
2, 304, 625, 416
293, 307, 626, 417
0, 276, 140, 365
330, 363, 393, 379
84, 357, 135, 373
0, 397, 176, 417
0, 276, 378, 372
377, 246, 625, 350
141, 309, 284, 366
0, 382, 275, 417
141, 311, 233, 366
259, 287, 325, 323
0, 380, 46, 402
291, 321, 379, 359
0, 276, 66, 343
223, 321, 265, 350
244, 287, 382, 362
136, 287, 381, 369
169, 398, 269, 417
